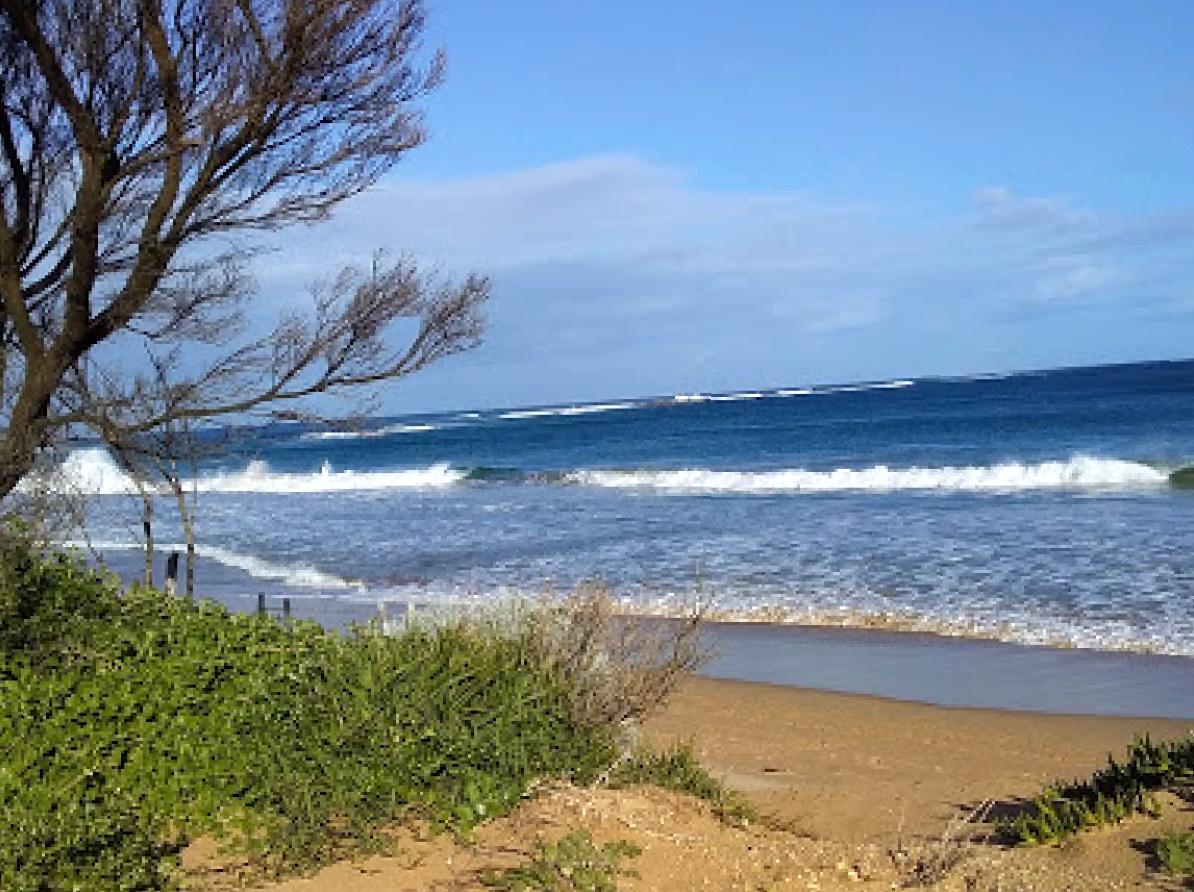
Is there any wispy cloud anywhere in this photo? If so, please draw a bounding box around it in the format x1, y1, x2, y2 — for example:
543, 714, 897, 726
972, 186, 1098, 231
252, 157, 1194, 409
1032, 258, 1121, 302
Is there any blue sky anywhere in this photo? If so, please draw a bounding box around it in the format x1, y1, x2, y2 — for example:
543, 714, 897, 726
262, 1, 1194, 412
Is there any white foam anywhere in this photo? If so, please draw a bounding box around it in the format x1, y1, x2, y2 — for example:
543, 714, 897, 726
500, 402, 636, 420
301, 422, 440, 441
825, 379, 916, 394
52, 448, 140, 495
81, 539, 356, 589
568, 456, 1167, 494
500, 408, 561, 420
673, 393, 709, 403
58, 449, 465, 495
708, 391, 766, 402
558, 401, 637, 416
196, 544, 357, 588
774, 388, 815, 397
196, 460, 464, 493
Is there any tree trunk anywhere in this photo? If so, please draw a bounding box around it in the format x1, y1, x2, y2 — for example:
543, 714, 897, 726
141, 488, 154, 586
0, 411, 44, 500
170, 478, 195, 598
185, 534, 195, 598
0, 354, 77, 500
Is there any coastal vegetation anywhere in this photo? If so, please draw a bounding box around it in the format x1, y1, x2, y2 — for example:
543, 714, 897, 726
1157, 830, 1194, 880
0, 536, 704, 891
1001, 734, 1194, 846
610, 744, 757, 827
479, 832, 642, 892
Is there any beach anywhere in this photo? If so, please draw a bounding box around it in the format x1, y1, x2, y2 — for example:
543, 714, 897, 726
9, 6, 1194, 890
215, 672, 1194, 892
646, 677, 1193, 842
64, 358, 1194, 889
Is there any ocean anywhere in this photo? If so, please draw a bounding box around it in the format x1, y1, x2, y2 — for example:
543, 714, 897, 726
68, 358, 1194, 658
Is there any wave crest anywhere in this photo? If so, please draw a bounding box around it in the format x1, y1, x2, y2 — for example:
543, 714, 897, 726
56, 449, 1176, 497
300, 422, 441, 442
199, 460, 464, 493
499, 401, 637, 420
58, 449, 465, 495
568, 457, 1167, 494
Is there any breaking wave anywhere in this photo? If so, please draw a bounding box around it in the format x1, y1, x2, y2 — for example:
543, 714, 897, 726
567, 457, 1168, 494
59, 448, 465, 495
708, 391, 766, 402
499, 401, 638, 420
674, 379, 915, 404
197, 461, 465, 493
823, 379, 915, 394
57, 449, 1183, 497
300, 422, 441, 441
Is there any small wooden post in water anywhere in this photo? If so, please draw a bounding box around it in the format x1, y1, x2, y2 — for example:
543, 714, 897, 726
257, 592, 266, 616
164, 552, 179, 596
282, 598, 291, 621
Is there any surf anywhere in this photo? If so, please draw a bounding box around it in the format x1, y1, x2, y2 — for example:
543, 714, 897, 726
568, 456, 1169, 494
55, 449, 466, 495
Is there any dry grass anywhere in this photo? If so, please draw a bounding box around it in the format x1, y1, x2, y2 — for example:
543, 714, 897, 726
890, 800, 995, 887
400, 582, 709, 739
526, 583, 709, 731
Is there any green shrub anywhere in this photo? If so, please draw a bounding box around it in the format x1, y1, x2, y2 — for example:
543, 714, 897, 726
1000, 735, 1194, 845
611, 743, 757, 825
1157, 830, 1194, 877
0, 529, 122, 665
480, 832, 641, 892
0, 545, 624, 891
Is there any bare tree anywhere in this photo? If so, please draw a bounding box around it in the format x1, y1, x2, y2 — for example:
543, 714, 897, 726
135, 422, 200, 598
93, 410, 205, 596
0, 0, 489, 499
107, 439, 156, 585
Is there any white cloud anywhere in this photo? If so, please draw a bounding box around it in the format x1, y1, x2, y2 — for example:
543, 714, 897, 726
245, 158, 1194, 409
973, 185, 1098, 231
1033, 260, 1120, 301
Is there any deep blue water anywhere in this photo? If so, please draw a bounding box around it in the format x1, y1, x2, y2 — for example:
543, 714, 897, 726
74, 359, 1194, 655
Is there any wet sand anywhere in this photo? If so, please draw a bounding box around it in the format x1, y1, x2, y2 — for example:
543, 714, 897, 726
702, 621, 1194, 717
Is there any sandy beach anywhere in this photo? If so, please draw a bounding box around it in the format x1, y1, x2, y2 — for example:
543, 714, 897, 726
645, 677, 1193, 842
226, 675, 1194, 892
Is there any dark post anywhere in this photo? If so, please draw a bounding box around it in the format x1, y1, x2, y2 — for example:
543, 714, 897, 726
257, 592, 266, 616
282, 598, 292, 621
164, 552, 180, 596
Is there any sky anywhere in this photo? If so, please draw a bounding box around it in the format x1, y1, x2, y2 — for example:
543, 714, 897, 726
261, 1, 1194, 413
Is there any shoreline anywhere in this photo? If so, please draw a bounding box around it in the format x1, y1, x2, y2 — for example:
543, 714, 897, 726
73, 544, 1194, 719
701, 620, 1194, 719
87, 544, 1194, 659
192, 588, 1194, 719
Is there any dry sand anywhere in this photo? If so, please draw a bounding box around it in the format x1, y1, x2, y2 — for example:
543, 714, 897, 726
645, 677, 1193, 843
197, 676, 1194, 892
